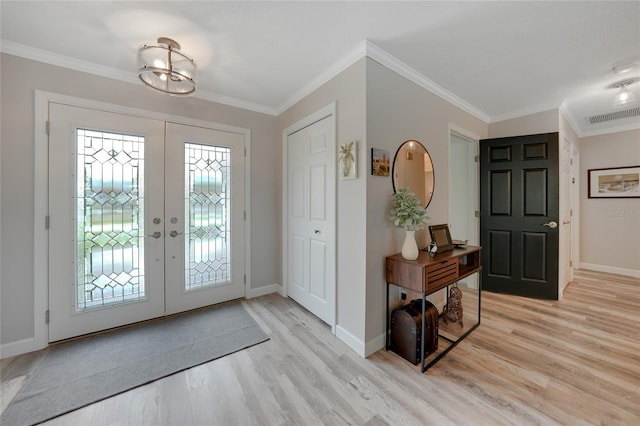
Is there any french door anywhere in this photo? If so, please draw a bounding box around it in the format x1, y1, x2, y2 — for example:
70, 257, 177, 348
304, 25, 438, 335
48, 103, 245, 342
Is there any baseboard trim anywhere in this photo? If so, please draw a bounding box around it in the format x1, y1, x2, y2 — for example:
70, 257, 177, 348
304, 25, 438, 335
246, 283, 283, 299
0, 337, 44, 360
335, 325, 365, 357
579, 263, 640, 278
364, 332, 386, 358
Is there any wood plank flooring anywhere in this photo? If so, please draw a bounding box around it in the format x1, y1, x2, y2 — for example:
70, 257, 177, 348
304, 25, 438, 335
1, 269, 639, 425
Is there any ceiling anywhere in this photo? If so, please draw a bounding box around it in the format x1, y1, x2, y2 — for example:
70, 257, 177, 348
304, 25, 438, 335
2, 1, 639, 136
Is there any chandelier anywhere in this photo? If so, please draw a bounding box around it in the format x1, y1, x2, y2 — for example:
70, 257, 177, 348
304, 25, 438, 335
138, 37, 196, 95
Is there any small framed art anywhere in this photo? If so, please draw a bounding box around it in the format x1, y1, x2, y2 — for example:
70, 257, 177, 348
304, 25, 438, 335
588, 166, 640, 198
339, 141, 357, 180
371, 148, 390, 176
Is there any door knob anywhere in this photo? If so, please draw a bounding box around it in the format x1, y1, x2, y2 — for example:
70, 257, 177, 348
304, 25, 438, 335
170, 230, 182, 238
148, 231, 162, 238
314, 229, 320, 234
542, 221, 558, 229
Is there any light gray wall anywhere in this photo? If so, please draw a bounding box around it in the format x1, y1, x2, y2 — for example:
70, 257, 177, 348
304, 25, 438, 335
488, 109, 559, 138
579, 129, 640, 276
0, 53, 280, 346
277, 59, 367, 352
364, 58, 488, 348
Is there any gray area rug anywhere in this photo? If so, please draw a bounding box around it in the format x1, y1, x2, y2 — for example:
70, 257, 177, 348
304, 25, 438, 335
1, 302, 268, 426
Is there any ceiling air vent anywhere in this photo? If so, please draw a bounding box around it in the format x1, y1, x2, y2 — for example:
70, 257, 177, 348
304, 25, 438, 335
587, 107, 640, 124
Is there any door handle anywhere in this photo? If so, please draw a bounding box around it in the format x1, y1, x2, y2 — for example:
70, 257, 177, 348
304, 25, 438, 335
170, 230, 183, 238
314, 229, 320, 234
148, 231, 162, 239
542, 221, 558, 229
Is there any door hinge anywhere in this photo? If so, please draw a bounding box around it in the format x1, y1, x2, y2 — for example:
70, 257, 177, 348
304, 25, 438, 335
244, 147, 247, 157
474, 155, 479, 163
570, 260, 573, 267
244, 211, 246, 220
46, 121, 50, 135
243, 274, 246, 284
45, 310, 50, 324
45, 215, 50, 229
475, 210, 480, 218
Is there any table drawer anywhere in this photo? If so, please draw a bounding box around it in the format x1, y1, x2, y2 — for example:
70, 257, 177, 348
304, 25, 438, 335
425, 258, 458, 292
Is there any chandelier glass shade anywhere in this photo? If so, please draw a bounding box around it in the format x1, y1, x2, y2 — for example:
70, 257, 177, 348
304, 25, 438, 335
138, 37, 196, 95
612, 80, 637, 108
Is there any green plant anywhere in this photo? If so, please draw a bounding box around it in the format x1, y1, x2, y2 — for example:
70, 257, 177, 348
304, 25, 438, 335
390, 188, 429, 230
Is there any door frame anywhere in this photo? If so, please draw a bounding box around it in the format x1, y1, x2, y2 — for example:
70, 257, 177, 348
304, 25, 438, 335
281, 102, 337, 332
448, 125, 480, 244
448, 125, 480, 289
31, 90, 251, 355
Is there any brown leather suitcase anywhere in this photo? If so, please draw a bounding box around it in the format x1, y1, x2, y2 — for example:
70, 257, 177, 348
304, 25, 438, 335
390, 299, 439, 365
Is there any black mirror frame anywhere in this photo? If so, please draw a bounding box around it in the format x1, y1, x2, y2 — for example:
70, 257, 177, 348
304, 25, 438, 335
391, 140, 435, 209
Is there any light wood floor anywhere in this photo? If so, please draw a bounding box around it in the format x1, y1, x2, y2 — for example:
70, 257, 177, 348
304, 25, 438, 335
2, 269, 639, 425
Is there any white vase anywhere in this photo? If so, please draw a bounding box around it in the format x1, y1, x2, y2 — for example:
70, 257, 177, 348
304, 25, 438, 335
401, 230, 419, 260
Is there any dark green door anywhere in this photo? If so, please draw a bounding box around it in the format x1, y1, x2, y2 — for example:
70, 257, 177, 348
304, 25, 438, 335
480, 133, 559, 299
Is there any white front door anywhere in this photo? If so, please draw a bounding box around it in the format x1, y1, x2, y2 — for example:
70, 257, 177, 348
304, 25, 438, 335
164, 122, 245, 314
48, 103, 246, 342
287, 114, 335, 326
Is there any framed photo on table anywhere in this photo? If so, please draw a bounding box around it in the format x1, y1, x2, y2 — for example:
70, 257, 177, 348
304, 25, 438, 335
428, 224, 454, 253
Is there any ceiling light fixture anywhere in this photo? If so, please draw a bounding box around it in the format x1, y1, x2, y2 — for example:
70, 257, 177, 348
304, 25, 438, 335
612, 58, 640, 75
612, 80, 637, 108
138, 37, 196, 95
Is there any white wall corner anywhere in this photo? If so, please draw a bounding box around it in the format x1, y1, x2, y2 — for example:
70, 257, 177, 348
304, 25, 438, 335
578, 263, 640, 279
246, 283, 284, 299
0, 338, 40, 360
364, 332, 386, 358
559, 101, 584, 138
335, 325, 366, 358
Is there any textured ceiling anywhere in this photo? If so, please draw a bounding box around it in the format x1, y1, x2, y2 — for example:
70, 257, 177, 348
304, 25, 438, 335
2, 1, 639, 135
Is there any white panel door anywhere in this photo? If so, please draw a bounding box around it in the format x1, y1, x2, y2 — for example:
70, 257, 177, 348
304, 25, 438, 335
164, 122, 245, 314
287, 116, 335, 326
48, 103, 166, 341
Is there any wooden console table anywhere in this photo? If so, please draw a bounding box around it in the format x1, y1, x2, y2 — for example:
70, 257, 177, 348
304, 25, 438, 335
385, 245, 482, 372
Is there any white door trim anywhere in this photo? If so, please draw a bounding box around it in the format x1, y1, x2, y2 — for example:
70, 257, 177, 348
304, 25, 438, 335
25, 90, 251, 357
281, 102, 337, 331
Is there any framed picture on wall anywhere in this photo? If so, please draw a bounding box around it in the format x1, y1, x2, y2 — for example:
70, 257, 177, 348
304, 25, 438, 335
371, 148, 390, 176
588, 165, 640, 198
339, 141, 357, 180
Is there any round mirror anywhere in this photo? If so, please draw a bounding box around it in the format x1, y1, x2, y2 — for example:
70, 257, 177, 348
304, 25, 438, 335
392, 140, 434, 208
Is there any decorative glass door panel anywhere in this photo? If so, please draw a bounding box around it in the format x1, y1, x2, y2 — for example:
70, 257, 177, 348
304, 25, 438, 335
48, 104, 246, 341
185, 143, 231, 290
48, 103, 165, 342
76, 129, 146, 309
165, 123, 245, 315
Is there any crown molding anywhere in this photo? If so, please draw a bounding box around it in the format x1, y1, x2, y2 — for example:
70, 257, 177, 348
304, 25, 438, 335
364, 40, 490, 124
488, 101, 561, 124
559, 101, 583, 137
1, 40, 278, 116
576, 119, 640, 138
1, 40, 137, 84
275, 41, 368, 115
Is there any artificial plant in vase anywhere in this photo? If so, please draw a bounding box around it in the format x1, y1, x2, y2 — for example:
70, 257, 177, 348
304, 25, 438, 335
390, 188, 429, 260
